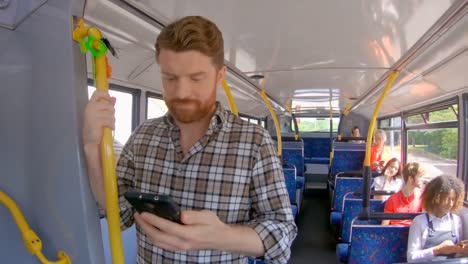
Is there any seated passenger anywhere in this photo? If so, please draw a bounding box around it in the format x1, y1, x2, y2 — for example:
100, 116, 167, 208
349, 126, 364, 143
373, 158, 403, 200
382, 162, 424, 226
407, 175, 465, 262
370, 129, 386, 170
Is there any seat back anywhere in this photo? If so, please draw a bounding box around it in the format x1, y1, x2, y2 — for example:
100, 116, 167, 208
303, 137, 331, 164
330, 142, 365, 178
348, 225, 409, 264
340, 198, 385, 243
332, 177, 363, 212
282, 140, 304, 176
283, 164, 297, 203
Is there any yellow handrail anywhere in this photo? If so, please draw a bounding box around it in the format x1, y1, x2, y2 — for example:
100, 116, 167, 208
364, 70, 399, 166
0, 191, 71, 264
221, 80, 238, 116
73, 19, 124, 264
260, 89, 282, 156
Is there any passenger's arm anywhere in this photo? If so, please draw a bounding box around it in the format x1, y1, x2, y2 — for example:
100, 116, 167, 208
82, 90, 116, 210
407, 217, 435, 262
247, 138, 298, 263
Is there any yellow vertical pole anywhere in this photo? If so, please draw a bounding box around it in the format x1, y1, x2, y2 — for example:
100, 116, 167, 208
73, 19, 124, 264
260, 90, 282, 156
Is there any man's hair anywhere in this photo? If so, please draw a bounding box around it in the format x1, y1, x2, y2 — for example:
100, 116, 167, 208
402, 162, 423, 182
422, 174, 465, 213
155, 16, 224, 69
352, 126, 359, 132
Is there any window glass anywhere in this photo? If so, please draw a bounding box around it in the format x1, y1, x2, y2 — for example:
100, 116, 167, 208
391, 116, 402, 127
407, 128, 458, 182
88, 86, 133, 144
147, 97, 168, 119
380, 119, 391, 128
427, 107, 457, 123
382, 130, 401, 162
295, 117, 339, 132
406, 114, 425, 125
249, 119, 258, 125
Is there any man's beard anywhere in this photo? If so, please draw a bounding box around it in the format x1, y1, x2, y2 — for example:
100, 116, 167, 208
167, 98, 216, 124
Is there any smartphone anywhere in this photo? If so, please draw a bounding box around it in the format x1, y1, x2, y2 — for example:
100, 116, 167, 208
124, 191, 182, 224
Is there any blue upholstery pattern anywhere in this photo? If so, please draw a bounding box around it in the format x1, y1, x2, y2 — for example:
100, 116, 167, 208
291, 204, 298, 218
296, 176, 305, 189
283, 165, 297, 203
303, 137, 331, 163
282, 140, 304, 176
332, 177, 363, 212
330, 142, 365, 177
340, 198, 385, 243
348, 225, 410, 264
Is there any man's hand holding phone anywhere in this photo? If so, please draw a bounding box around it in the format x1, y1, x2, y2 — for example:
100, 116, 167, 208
134, 209, 230, 252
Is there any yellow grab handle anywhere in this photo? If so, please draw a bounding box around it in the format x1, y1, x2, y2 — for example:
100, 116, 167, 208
364, 70, 399, 166
260, 89, 282, 156
73, 19, 124, 264
0, 191, 71, 264
221, 80, 238, 116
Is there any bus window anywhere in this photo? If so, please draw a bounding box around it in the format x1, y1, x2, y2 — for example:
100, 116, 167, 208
407, 128, 458, 181
382, 130, 401, 161
295, 117, 339, 132
381, 116, 402, 161
88, 86, 134, 144
146, 96, 167, 119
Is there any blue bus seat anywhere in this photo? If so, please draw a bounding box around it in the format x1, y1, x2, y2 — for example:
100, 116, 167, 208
100, 218, 137, 264
303, 137, 331, 165
330, 142, 365, 179
330, 177, 363, 226
283, 164, 297, 204
337, 225, 410, 264
282, 140, 304, 177
339, 198, 385, 243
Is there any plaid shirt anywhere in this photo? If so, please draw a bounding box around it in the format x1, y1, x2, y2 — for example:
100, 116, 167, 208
116, 104, 297, 263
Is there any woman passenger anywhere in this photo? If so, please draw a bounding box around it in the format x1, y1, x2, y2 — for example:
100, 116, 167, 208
373, 158, 403, 200
407, 175, 465, 262
370, 129, 387, 170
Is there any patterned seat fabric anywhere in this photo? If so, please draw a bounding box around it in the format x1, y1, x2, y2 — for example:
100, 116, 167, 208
340, 198, 385, 243
348, 225, 409, 264
283, 165, 297, 203
330, 143, 365, 178
303, 137, 331, 165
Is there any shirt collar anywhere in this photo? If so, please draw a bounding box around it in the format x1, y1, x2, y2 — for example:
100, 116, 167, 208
428, 212, 451, 222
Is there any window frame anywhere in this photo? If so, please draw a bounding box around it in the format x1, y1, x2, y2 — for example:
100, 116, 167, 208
380, 97, 460, 179
462, 93, 468, 201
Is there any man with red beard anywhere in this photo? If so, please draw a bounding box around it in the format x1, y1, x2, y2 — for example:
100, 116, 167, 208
83, 16, 296, 264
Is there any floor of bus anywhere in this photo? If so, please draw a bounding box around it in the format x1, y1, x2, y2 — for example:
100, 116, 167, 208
290, 189, 339, 264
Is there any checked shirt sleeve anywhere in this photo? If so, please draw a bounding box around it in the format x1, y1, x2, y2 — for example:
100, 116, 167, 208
115, 138, 137, 230
248, 135, 298, 263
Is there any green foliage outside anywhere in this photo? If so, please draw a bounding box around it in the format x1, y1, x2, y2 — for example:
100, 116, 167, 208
408, 128, 457, 160
407, 105, 458, 160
